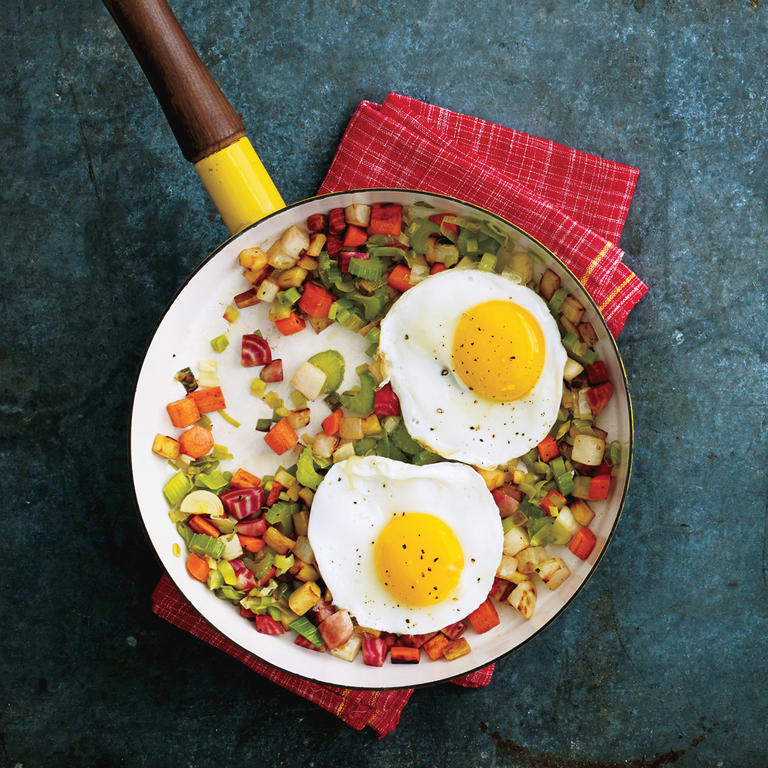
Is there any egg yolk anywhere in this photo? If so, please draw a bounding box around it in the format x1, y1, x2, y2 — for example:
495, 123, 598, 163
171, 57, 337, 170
374, 513, 464, 606
452, 299, 545, 402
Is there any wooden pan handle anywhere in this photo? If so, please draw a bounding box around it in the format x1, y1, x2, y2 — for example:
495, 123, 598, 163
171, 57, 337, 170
103, 0, 244, 163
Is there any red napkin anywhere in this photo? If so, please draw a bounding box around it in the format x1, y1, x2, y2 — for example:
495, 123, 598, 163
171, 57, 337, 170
152, 93, 646, 736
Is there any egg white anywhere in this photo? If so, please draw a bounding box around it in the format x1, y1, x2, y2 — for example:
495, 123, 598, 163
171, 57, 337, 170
379, 269, 567, 468
307, 456, 503, 634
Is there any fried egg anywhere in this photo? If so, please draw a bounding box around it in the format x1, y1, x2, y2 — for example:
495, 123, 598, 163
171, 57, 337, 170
379, 269, 567, 467
307, 456, 503, 634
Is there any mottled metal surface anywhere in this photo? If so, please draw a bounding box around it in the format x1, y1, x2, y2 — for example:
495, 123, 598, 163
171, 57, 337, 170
2, 1, 766, 765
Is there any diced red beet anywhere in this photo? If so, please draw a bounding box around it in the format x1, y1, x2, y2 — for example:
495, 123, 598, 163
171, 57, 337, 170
441, 622, 466, 641
308, 600, 335, 625
230, 558, 259, 591
254, 615, 285, 635
220, 487, 265, 520
318, 609, 354, 649
398, 632, 438, 649
585, 361, 610, 385
259, 359, 284, 383
236, 517, 267, 537
497, 483, 523, 502
328, 207, 346, 234
594, 461, 613, 476
362, 637, 389, 667
306, 213, 327, 232
339, 251, 368, 274
325, 234, 343, 257
266, 481, 283, 507
240, 605, 257, 620
241, 334, 272, 367
489, 577, 512, 602
373, 383, 400, 416
381, 632, 398, 649
295, 635, 325, 652
587, 381, 613, 415
491, 488, 521, 519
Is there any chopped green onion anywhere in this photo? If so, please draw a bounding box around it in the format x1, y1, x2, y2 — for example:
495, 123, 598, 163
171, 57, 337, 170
211, 444, 232, 460
348, 256, 384, 280
255, 418, 273, 432
194, 471, 229, 493
289, 616, 324, 647
175, 522, 194, 548
175, 367, 198, 393
210, 334, 229, 353
216, 585, 245, 602
549, 288, 568, 315
189, 533, 225, 559
163, 471, 192, 507
276, 287, 302, 306
218, 410, 240, 428
206, 568, 224, 591
407, 219, 441, 254
478, 252, 497, 272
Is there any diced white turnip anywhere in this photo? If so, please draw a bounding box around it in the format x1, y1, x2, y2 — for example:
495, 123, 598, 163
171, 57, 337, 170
332, 442, 355, 463
293, 535, 315, 565
496, 555, 518, 581
571, 434, 606, 466
290, 362, 327, 401
344, 204, 371, 227
561, 294, 585, 325
563, 358, 584, 382
507, 580, 537, 619
312, 433, 339, 459
536, 557, 571, 590
503, 525, 530, 557
539, 268, 561, 300
256, 278, 279, 303
515, 546, 547, 575
330, 634, 362, 662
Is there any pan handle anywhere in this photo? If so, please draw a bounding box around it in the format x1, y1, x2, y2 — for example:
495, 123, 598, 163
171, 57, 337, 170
103, 0, 284, 232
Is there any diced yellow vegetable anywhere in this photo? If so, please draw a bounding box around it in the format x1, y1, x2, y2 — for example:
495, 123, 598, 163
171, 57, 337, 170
443, 637, 471, 661
339, 417, 364, 440
288, 581, 321, 616
238, 247, 268, 270
276, 266, 308, 289
515, 546, 547, 575
475, 466, 507, 491
152, 434, 180, 460
306, 233, 326, 258
570, 499, 595, 527
361, 414, 382, 436
264, 526, 295, 555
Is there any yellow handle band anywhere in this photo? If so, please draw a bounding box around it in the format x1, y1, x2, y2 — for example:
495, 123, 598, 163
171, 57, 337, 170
194, 137, 285, 234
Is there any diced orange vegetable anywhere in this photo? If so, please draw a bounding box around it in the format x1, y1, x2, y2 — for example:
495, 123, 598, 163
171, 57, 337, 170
342, 224, 368, 247
186, 552, 209, 582
466, 600, 500, 634
568, 527, 597, 560
428, 213, 459, 236
423, 633, 451, 660
190, 386, 227, 413
178, 425, 214, 459
230, 468, 261, 489
387, 264, 413, 292
238, 534, 266, 553
188, 515, 220, 538
166, 396, 200, 428
368, 203, 402, 236
266, 481, 284, 506
264, 418, 299, 455
222, 305, 240, 324
297, 282, 335, 319
589, 474, 611, 500
390, 646, 420, 664
430, 263, 448, 275
537, 435, 560, 462
540, 488, 567, 515
443, 637, 471, 661
274, 312, 306, 336
322, 409, 343, 436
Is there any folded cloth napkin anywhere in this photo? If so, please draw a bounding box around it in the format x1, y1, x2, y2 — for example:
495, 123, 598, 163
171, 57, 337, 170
152, 93, 646, 737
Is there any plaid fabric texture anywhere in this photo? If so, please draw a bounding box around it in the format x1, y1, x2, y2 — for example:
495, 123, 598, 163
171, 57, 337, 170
152, 94, 646, 735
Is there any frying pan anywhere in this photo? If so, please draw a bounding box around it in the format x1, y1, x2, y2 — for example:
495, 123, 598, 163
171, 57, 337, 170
108, 0, 633, 688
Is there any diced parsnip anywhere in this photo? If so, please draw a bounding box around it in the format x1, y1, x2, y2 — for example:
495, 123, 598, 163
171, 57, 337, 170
496, 555, 518, 581
559, 315, 578, 335
361, 414, 382, 436
536, 557, 571, 590
562, 294, 585, 325
578, 321, 599, 346
256, 278, 280, 303
264, 526, 295, 555
508, 251, 534, 284
297, 254, 319, 271
503, 525, 530, 557
285, 483, 300, 501
219, 532, 243, 561
293, 535, 315, 564
276, 266, 308, 289
539, 268, 561, 300
563, 357, 584, 382
575, 389, 593, 420
290, 560, 320, 582
339, 417, 364, 440
561, 387, 576, 410
288, 581, 322, 615
274, 467, 297, 488
312, 433, 339, 459
286, 408, 311, 431
330, 634, 363, 662
297, 487, 314, 508
243, 266, 269, 285
509, 571, 529, 585
306, 232, 326, 258
197, 360, 219, 387
238, 247, 268, 270
267, 241, 297, 270
507, 580, 537, 619
570, 499, 595, 527
293, 507, 310, 536
571, 434, 606, 466
290, 362, 327, 401
515, 546, 547, 575
344, 204, 371, 227
152, 434, 180, 460
280, 225, 310, 259
333, 442, 356, 463
475, 466, 507, 491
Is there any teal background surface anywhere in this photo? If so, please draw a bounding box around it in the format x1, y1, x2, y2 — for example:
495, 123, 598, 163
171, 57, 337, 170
2, 1, 767, 765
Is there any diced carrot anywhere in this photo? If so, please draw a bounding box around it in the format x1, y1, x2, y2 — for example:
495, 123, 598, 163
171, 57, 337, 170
190, 386, 227, 413
230, 468, 261, 490
428, 213, 459, 236
266, 481, 284, 506
589, 474, 611, 500
387, 264, 412, 292
390, 646, 420, 664
238, 534, 266, 553
368, 203, 402, 236
540, 488, 567, 515
255, 566, 276, 588
537, 435, 560, 462
188, 515, 220, 538
322, 408, 343, 436
430, 263, 448, 275
264, 418, 299, 455
467, 600, 500, 634
186, 552, 209, 582
568, 527, 597, 560
423, 633, 451, 660
297, 282, 335, 319
274, 312, 306, 336
342, 224, 368, 247
166, 396, 200, 428
178, 425, 214, 459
